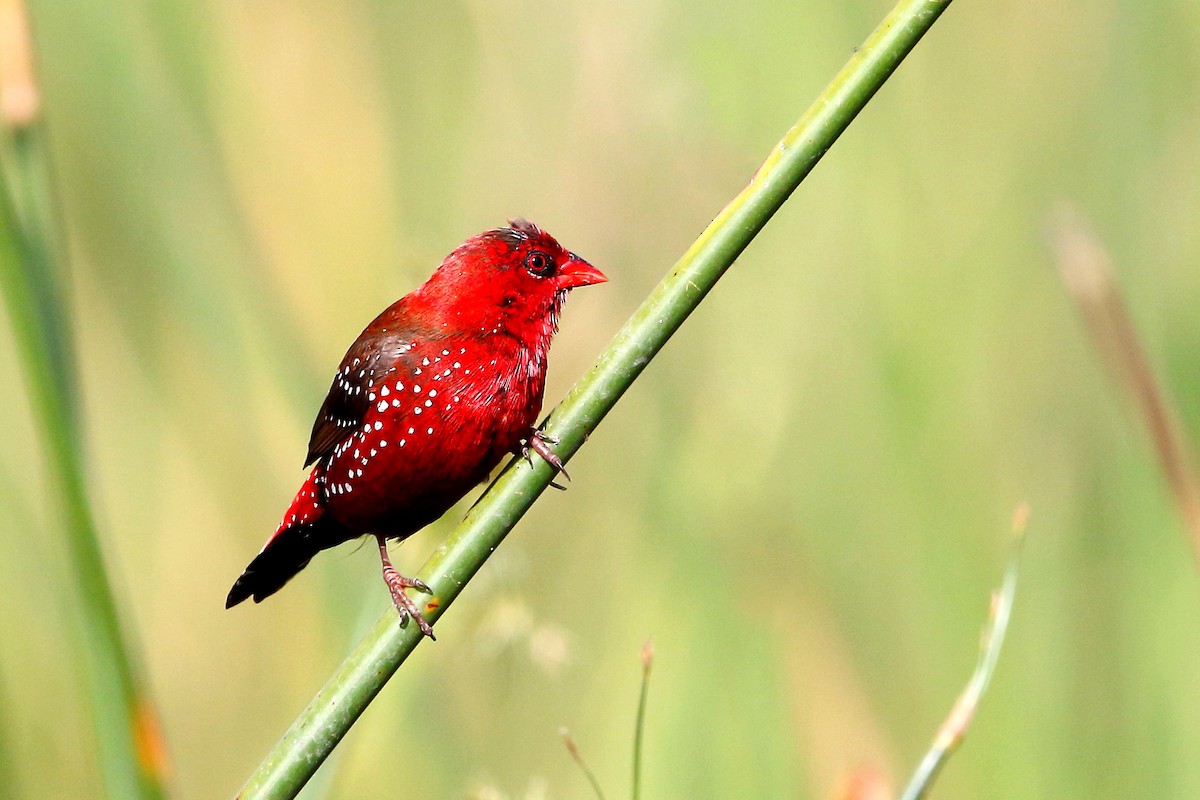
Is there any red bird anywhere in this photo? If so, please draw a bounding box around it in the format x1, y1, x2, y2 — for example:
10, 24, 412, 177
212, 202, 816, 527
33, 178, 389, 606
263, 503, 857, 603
226, 219, 605, 638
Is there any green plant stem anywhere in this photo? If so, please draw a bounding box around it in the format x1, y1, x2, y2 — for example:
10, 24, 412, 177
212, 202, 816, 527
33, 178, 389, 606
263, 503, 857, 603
899, 507, 1029, 800
632, 641, 653, 800
562, 729, 608, 800
0, 123, 168, 797
237, 1, 955, 796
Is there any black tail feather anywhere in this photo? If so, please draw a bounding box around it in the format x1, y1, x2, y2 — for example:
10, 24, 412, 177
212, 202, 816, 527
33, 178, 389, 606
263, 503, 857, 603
226, 525, 326, 608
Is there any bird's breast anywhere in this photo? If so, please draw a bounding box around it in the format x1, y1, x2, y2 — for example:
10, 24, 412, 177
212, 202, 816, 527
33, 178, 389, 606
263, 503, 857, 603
320, 336, 548, 537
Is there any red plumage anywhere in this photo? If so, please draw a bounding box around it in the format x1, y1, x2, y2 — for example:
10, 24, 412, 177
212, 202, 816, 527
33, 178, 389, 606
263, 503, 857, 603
226, 219, 605, 637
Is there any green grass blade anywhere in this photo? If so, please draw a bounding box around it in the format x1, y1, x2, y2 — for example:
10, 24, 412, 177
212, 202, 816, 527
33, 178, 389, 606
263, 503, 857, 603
632, 640, 653, 800
236, 1, 956, 797
0, 115, 169, 797
898, 505, 1030, 800
561, 729, 608, 800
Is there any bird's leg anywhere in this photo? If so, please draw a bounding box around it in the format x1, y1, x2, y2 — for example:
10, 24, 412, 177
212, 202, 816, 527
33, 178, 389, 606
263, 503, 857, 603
376, 535, 435, 640
522, 429, 569, 490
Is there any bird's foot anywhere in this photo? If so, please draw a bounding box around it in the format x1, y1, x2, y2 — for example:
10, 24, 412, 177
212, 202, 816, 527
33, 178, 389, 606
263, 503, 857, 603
523, 430, 569, 490
382, 567, 436, 639
377, 535, 435, 639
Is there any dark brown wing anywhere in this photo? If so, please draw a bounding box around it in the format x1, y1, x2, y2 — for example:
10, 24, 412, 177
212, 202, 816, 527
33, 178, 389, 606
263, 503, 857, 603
304, 330, 420, 466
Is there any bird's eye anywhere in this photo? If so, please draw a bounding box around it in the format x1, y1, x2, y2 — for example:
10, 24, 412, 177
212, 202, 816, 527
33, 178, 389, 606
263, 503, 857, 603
524, 251, 555, 278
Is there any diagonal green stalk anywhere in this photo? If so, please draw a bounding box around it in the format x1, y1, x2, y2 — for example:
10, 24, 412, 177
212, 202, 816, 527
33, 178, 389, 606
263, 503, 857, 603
632, 641, 653, 800
561, 729, 608, 800
237, 0, 955, 796
0, 122, 169, 797
899, 505, 1030, 800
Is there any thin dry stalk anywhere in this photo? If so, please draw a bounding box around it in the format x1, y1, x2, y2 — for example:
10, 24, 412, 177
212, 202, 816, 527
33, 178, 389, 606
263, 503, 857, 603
1049, 207, 1200, 561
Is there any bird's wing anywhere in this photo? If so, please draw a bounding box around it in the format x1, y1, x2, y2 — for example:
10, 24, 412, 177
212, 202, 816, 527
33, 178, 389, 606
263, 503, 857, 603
304, 331, 419, 467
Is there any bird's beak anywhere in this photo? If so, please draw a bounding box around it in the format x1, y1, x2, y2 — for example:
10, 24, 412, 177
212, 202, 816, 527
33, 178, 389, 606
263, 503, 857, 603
557, 254, 607, 289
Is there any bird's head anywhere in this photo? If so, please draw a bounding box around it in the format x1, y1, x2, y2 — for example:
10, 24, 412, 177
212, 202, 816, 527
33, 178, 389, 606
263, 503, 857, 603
414, 219, 606, 343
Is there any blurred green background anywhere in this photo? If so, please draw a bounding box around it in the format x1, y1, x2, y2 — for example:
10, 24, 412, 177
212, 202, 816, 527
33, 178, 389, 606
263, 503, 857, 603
3, 0, 1200, 797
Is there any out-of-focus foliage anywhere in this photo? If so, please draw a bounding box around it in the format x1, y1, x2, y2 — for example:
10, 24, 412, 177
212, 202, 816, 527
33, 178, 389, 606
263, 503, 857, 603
2, 0, 1198, 798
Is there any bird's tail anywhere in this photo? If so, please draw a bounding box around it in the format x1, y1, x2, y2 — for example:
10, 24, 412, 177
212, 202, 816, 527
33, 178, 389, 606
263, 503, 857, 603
226, 466, 343, 608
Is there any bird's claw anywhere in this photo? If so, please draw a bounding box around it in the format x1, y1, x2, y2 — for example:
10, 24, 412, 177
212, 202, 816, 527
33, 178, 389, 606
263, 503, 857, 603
406, 576, 433, 595
378, 535, 436, 639
383, 567, 436, 639
524, 429, 571, 483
